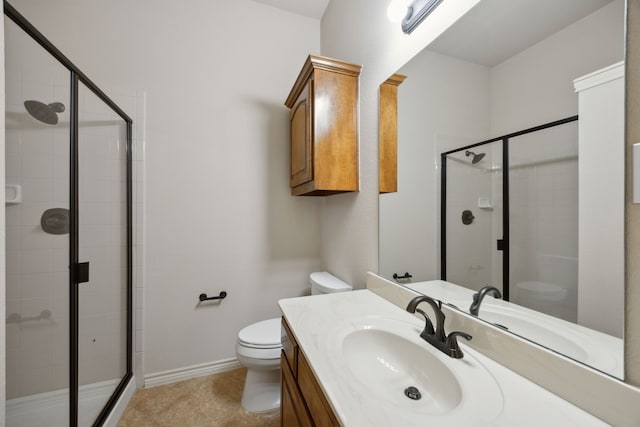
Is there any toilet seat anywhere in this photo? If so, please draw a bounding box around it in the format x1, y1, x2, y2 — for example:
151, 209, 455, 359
237, 317, 282, 349
238, 341, 281, 349
236, 342, 281, 361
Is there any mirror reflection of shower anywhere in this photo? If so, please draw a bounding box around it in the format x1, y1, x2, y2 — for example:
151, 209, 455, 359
465, 150, 485, 164
23, 99, 65, 125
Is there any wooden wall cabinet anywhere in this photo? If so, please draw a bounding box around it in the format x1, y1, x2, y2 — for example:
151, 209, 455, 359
285, 55, 362, 196
379, 74, 406, 194
281, 317, 339, 427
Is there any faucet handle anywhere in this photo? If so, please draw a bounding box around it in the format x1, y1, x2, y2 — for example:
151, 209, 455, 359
445, 331, 472, 359
415, 308, 435, 335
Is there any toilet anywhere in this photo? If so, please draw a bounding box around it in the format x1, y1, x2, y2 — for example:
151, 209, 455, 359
515, 281, 569, 319
235, 272, 352, 413
513, 254, 576, 322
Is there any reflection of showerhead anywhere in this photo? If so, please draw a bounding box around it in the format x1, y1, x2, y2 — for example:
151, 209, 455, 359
465, 150, 485, 164
24, 100, 65, 125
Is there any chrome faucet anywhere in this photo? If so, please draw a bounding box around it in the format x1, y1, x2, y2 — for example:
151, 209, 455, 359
406, 295, 472, 359
469, 285, 502, 316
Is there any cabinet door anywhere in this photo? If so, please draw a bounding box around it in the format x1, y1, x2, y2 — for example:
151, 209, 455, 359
290, 79, 313, 188
281, 356, 313, 427
298, 352, 339, 427
379, 74, 406, 194
282, 318, 298, 378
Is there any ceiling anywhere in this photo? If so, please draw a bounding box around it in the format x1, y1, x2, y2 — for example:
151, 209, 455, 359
428, 0, 615, 67
250, 0, 615, 64
252, 0, 330, 19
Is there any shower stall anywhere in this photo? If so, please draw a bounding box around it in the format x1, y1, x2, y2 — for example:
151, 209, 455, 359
441, 116, 578, 322
4, 3, 132, 426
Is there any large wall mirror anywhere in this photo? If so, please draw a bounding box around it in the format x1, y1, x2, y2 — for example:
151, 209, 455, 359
379, 0, 626, 379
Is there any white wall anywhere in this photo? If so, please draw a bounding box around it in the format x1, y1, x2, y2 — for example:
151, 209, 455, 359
320, 0, 482, 288
491, 0, 625, 135
575, 63, 625, 337
10, 0, 322, 377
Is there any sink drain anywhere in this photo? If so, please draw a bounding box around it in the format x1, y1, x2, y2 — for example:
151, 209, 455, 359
404, 386, 421, 400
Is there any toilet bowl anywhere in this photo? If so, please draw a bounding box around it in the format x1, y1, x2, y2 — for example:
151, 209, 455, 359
236, 272, 352, 413
235, 318, 282, 413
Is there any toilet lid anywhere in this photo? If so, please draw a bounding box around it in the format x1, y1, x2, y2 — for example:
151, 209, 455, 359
238, 317, 282, 348
310, 271, 352, 293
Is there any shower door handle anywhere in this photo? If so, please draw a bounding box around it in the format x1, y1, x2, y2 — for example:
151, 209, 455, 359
496, 239, 504, 251
74, 262, 90, 283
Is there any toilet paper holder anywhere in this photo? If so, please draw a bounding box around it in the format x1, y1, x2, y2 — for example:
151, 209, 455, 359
199, 291, 227, 302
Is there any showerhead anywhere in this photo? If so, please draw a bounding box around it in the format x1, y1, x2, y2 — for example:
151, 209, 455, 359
465, 150, 485, 164
24, 100, 65, 125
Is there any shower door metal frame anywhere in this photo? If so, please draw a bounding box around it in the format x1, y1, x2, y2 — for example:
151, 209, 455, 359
440, 115, 578, 301
4, 3, 134, 426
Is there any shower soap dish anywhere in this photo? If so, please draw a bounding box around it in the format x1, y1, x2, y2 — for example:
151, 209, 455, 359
478, 197, 493, 210
5, 184, 22, 205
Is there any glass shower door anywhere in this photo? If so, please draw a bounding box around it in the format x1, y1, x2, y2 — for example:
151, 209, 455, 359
5, 5, 133, 425
508, 122, 579, 321
442, 117, 579, 311
443, 141, 503, 293
76, 82, 130, 425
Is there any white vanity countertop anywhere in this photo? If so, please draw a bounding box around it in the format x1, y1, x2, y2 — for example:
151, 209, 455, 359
406, 280, 623, 378
279, 289, 609, 427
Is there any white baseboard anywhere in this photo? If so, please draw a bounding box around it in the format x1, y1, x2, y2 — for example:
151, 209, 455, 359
144, 357, 242, 388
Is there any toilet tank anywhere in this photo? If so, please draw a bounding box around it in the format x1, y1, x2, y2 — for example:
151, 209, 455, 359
310, 272, 352, 295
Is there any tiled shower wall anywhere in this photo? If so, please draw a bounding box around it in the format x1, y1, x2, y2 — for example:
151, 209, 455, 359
444, 150, 495, 292
5, 20, 72, 396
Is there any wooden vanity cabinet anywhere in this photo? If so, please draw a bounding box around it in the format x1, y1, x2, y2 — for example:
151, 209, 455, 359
379, 73, 406, 194
282, 353, 313, 427
285, 55, 362, 196
281, 317, 340, 427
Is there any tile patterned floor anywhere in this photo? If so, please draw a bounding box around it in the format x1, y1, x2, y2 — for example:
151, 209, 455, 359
117, 368, 280, 427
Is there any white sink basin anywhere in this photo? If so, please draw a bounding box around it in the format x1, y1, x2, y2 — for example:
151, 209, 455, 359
476, 305, 620, 375
478, 308, 588, 361
343, 328, 461, 414
330, 316, 504, 425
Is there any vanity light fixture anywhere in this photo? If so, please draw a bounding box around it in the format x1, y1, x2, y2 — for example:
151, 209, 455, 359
387, 0, 412, 23
401, 0, 445, 34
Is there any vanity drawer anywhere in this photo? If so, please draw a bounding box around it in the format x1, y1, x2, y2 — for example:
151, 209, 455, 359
282, 317, 298, 378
